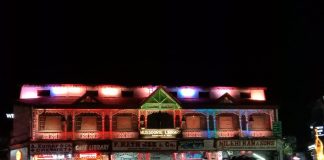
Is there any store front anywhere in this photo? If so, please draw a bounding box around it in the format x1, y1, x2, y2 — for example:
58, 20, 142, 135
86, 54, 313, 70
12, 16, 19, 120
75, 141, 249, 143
73, 141, 110, 160
111, 140, 177, 160
10, 147, 28, 160
215, 139, 280, 160
178, 139, 218, 160
30, 142, 73, 160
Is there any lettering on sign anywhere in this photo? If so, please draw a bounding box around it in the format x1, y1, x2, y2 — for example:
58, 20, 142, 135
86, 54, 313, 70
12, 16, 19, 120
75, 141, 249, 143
112, 140, 177, 151
182, 131, 207, 138
30, 143, 73, 155
140, 129, 180, 138
215, 139, 277, 150
39, 133, 61, 140
75, 144, 110, 151
77, 132, 99, 139
113, 132, 138, 139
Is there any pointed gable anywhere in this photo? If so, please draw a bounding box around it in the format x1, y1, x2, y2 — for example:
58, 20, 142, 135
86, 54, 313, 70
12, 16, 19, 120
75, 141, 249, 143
216, 93, 237, 104
141, 86, 181, 109
74, 91, 102, 105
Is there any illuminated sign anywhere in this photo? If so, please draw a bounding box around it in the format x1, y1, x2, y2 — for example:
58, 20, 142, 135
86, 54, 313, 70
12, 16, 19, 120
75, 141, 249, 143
30, 143, 73, 155
112, 140, 177, 151
316, 126, 324, 137
36, 132, 63, 140
76, 132, 100, 139
79, 153, 97, 158
140, 129, 180, 138
74, 141, 110, 152
215, 139, 277, 150
6, 113, 14, 119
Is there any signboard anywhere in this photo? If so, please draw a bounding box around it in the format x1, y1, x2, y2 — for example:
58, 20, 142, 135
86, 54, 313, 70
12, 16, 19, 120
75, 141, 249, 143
140, 128, 180, 138
315, 126, 324, 137
30, 143, 73, 155
215, 139, 277, 150
74, 141, 110, 152
10, 148, 28, 160
178, 140, 214, 151
112, 140, 177, 151
272, 121, 282, 138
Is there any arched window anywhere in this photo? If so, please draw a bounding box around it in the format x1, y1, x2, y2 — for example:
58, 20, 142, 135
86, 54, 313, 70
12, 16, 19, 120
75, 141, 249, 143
216, 113, 239, 130
147, 111, 174, 129
112, 113, 138, 131
249, 113, 271, 130
183, 113, 207, 130
75, 113, 102, 131
38, 113, 64, 131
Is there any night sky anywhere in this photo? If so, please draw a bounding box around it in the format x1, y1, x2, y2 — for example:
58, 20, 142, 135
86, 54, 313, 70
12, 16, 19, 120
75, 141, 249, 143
1, 0, 324, 151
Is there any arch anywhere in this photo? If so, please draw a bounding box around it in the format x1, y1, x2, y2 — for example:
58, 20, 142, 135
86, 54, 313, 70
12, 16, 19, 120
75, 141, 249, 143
248, 113, 271, 131
147, 111, 174, 128
216, 113, 240, 130
112, 113, 138, 131
183, 113, 207, 130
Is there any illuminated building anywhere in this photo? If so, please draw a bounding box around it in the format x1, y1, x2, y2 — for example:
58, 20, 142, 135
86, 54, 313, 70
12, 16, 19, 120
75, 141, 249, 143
10, 84, 283, 160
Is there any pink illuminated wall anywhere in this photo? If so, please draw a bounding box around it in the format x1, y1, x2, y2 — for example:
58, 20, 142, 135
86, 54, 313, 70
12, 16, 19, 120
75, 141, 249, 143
20, 86, 41, 99
251, 90, 266, 101
99, 87, 121, 97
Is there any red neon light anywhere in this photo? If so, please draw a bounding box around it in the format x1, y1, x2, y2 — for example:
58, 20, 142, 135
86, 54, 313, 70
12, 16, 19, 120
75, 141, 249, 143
79, 153, 97, 158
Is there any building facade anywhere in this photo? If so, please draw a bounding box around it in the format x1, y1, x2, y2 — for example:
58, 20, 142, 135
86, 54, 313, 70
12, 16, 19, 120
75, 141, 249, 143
10, 84, 283, 160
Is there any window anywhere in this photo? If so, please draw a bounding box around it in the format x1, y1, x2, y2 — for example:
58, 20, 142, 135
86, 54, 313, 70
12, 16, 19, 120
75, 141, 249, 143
81, 116, 97, 131
37, 90, 51, 97
250, 114, 270, 130
240, 92, 251, 99
199, 92, 210, 98
38, 114, 63, 131
219, 116, 233, 129
186, 116, 201, 129
116, 116, 132, 130
121, 91, 134, 97
209, 115, 214, 130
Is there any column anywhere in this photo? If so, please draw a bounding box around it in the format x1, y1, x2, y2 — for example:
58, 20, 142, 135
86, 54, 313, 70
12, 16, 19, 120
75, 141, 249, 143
207, 113, 210, 138
64, 111, 68, 140
239, 114, 242, 137
72, 111, 75, 140
245, 112, 249, 132
145, 110, 148, 128
213, 113, 217, 138
102, 111, 105, 139
109, 111, 113, 139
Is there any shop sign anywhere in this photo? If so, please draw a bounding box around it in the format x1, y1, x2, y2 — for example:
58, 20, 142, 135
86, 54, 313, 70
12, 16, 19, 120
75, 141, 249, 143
10, 147, 28, 160
215, 139, 277, 150
74, 141, 110, 152
112, 140, 177, 151
178, 140, 214, 151
30, 143, 73, 155
140, 128, 180, 138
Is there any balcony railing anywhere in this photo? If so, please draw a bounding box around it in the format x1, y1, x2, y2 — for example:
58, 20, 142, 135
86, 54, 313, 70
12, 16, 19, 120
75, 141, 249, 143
217, 130, 240, 138
112, 131, 139, 139
241, 130, 272, 138
182, 129, 208, 138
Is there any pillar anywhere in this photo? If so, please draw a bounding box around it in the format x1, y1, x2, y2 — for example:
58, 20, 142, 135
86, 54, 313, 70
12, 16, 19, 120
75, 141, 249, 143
102, 111, 105, 139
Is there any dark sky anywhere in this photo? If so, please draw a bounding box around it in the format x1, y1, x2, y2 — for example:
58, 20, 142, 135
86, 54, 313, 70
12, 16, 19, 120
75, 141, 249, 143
1, 0, 324, 150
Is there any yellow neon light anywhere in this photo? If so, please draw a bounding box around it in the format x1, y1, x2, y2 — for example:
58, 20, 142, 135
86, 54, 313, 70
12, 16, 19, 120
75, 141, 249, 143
315, 128, 324, 160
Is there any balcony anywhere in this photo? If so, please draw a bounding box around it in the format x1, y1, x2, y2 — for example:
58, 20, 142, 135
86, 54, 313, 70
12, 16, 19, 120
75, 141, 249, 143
241, 130, 272, 138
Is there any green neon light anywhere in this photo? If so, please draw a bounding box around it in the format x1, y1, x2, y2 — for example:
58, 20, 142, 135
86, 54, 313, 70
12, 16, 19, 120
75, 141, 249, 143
141, 87, 181, 110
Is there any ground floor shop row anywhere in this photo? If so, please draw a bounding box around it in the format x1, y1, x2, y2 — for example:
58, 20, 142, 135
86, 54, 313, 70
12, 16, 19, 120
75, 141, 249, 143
10, 139, 282, 160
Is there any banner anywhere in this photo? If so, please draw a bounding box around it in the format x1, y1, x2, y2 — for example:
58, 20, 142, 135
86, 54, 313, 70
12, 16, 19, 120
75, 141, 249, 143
30, 143, 73, 155
178, 140, 214, 150
215, 139, 277, 150
112, 140, 177, 151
